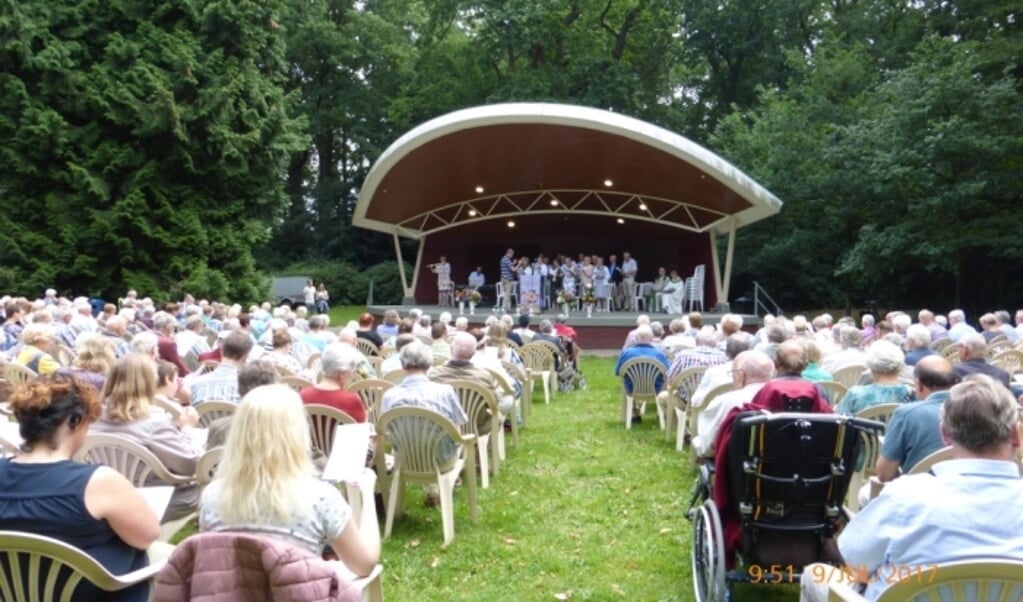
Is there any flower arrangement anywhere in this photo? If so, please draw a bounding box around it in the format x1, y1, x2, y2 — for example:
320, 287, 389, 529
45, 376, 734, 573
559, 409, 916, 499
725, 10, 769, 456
581, 283, 596, 304
524, 291, 538, 306
556, 289, 575, 305
468, 290, 482, 304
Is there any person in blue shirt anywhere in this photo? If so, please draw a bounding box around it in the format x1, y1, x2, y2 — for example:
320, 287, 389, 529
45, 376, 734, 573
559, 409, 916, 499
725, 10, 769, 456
800, 373, 1023, 602
614, 325, 670, 423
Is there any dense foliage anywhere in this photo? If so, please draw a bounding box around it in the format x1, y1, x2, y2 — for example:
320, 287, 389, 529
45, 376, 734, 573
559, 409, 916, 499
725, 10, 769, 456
0, 1, 305, 301
2, 1, 1020, 312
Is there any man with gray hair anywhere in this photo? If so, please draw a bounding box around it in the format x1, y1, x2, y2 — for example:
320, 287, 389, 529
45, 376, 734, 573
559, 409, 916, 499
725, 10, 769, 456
954, 332, 1012, 389
946, 309, 976, 342
429, 332, 513, 427
666, 326, 727, 387
622, 314, 652, 350
129, 331, 160, 361
692, 349, 774, 457
531, 319, 565, 354
994, 310, 1020, 344
903, 323, 936, 366
381, 342, 468, 506
99, 314, 132, 358
800, 374, 1023, 602
820, 325, 866, 374
616, 324, 670, 424
691, 332, 753, 407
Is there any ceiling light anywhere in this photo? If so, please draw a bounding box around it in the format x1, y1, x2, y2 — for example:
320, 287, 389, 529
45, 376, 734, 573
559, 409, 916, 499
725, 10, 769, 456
468, 209, 477, 217
603, 179, 614, 187
507, 220, 516, 228
616, 218, 625, 224
549, 199, 559, 206
638, 203, 647, 211
475, 185, 484, 194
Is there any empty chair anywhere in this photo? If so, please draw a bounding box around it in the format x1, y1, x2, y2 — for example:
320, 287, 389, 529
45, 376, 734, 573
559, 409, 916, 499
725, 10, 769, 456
449, 381, 504, 489
345, 378, 394, 425
195, 401, 237, 429
305, 403, 357, 458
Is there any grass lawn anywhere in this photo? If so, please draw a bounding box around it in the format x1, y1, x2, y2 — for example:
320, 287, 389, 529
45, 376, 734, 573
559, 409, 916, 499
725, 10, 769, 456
327, 305, 367, 328
174, 352, 798, 601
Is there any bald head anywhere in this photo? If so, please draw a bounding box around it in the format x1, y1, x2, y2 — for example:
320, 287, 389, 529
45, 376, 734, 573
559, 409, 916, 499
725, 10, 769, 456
451, 332, 477, 361
734, 350, 774, 385
337, 328, 357, 345
914, 355, 956, 396
774, 340, 808, 375
635, 324, 654, 344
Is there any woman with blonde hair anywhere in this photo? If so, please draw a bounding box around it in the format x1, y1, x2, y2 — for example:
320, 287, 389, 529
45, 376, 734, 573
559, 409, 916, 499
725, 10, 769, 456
90, 354, 201, 521
484, 321, 523, 367
199, 384, 379, 577
13, 322, 60, 375
64, 332, 117, 390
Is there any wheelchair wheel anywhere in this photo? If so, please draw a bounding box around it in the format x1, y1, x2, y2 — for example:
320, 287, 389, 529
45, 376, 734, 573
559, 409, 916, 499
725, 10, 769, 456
577, 375, 588, 391
692, 500, 726, 602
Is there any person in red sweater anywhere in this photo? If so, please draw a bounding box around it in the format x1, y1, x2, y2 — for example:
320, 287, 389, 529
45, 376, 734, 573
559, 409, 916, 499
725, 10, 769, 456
299, 342, 366, 422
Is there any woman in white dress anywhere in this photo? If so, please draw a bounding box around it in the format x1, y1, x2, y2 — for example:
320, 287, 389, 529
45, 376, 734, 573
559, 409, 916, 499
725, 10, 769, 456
592, 257, 610, 312
517, 257, 537, 308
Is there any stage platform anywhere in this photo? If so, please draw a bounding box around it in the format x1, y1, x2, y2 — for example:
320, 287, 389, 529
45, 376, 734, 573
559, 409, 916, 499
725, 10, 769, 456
367, 304, 759, 349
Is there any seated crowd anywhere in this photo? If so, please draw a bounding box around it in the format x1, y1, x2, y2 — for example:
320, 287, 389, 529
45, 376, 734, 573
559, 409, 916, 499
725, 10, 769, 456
0, 289, 582, 600
615, 307, 1023, 600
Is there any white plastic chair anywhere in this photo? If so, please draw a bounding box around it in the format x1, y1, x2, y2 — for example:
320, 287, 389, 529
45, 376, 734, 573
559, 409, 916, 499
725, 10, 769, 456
195, 401, 237, 429
827, 557, 1023, 601
0, 530, 165, 600
685, 264, 705, 312
618, 357, 668, 430
305, 404, 357, 458
450, 381, 504, 489
519, 343, 556, 405
375, 407, 478, 546
346, 378, 394, 425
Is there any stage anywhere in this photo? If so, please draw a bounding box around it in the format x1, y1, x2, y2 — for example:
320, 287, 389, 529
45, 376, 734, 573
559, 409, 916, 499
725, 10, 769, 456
367, 304, 759, 349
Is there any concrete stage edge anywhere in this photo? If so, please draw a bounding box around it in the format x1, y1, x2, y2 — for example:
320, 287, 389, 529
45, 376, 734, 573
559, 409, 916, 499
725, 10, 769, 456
367, 305, 760, 349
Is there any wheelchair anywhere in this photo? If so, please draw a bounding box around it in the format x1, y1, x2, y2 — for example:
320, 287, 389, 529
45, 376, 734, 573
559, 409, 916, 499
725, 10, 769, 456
688, 409, 883, 602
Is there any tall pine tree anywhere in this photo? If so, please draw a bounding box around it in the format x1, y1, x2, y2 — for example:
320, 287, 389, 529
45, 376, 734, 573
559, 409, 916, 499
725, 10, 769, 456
0, 0, 306, 301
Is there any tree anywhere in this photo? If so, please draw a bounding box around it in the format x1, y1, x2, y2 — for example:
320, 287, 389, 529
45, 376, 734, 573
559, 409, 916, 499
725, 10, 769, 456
0, 0, 306, 301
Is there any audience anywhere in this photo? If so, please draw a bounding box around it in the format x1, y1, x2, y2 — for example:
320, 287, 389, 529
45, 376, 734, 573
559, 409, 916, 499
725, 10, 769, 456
691, 333, 753, 407
871, 357, 956, 485
300, 343, 366, 422
836, 341, 914, 415
380, 343, 467, 507
91, 354, 201, 522
13, 323, 60, 375
429, 332, 512, 431
800, 374, 1023, 601
954, 332, 1012, 389
189, 331, 253, 405
61, 332, 117, 391
615, 325, 669, 424
692, 350, 774, 458
199, 384, 380, 577
0, 374, 166, 601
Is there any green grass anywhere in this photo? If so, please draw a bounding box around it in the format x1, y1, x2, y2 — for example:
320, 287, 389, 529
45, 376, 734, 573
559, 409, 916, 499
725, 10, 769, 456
327, 305, 366, 328
174, 354, 798, 601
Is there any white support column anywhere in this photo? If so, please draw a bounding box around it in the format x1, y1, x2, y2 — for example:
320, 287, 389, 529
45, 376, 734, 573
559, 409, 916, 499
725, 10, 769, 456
409, 238, 426, 297
722, 219, 737, 302
709, 229, 723, 306
392, 230, 412, 299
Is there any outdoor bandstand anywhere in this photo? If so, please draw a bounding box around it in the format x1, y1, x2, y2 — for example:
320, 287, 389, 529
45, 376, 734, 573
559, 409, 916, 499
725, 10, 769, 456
353, 103, 782, 346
